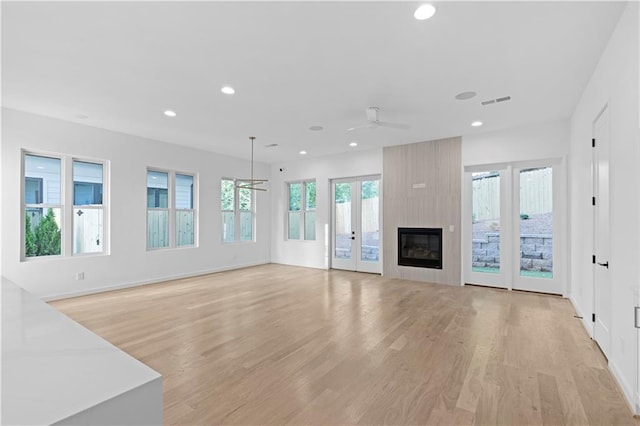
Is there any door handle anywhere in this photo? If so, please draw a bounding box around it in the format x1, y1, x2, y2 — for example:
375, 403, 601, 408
597, 261, 609, 269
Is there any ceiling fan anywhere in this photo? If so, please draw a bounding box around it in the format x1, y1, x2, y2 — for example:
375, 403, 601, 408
347, 107, 410, 132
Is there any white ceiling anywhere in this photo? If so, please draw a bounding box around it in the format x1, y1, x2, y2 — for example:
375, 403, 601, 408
2, 1, 625, 164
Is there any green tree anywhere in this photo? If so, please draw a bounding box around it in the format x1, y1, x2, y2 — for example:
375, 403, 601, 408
25, 213, 37, 257
34, 209, 61, 256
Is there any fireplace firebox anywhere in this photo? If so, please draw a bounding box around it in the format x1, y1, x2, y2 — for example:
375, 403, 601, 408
398, 227, 442, 269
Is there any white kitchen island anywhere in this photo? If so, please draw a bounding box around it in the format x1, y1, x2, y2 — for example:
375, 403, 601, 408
1, 277, 162, 425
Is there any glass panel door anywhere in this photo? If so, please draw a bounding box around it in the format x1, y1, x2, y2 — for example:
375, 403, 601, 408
332, 176, 381, 273
513, 164, 561, 294
333, 182, 353, 263
465, 162, 563, 294
466, 169, 509, 289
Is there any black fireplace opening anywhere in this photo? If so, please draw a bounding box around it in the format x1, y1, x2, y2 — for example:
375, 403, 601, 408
398, 227, 443, 269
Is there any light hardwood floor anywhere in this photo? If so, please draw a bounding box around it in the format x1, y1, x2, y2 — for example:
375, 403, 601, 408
52, 264, 637, 425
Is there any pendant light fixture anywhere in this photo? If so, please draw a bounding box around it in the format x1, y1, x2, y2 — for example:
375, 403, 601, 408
236, 136, 268, 191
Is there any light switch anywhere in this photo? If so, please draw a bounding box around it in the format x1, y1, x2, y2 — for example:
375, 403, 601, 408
449, 225, 455, 232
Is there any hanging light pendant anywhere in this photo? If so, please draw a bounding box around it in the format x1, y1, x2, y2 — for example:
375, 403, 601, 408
236, 136, 268, 191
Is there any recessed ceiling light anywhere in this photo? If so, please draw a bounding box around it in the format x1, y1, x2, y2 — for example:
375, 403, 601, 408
414, 4, 436, 20
309, 125, 323, 131
221, 86, 235, 95
349, 142, 358, 147
299, 150, 307, 155
471, 121, 483, 127
164, 110, 177, 117
455, 91, 477, 100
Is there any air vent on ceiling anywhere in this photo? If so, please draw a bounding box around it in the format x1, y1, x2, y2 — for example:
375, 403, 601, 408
481, 96, 511, 106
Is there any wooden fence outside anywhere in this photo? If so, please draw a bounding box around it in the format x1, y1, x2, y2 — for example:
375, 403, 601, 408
473, 168, 552, 221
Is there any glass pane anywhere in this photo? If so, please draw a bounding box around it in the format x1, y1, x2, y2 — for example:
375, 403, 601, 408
176, 210, 195, 246
305, 181, 316, 210
24, 207, 62, 257
520, 167, 553, 279
175, 174, 194, 209
361, 180, 379, 261
25, 178, 43, 204
305, 211, 316, 240
147, 171, 168, 208
334, 182, 351, 259
73, 161, 103, 205
222, 211, 235, 243
239, 186, 252, 211
288, 211, 300, 240
240, 211, 253, 241
73, 208, 103, 254
147, 209, 169, 249
289, 183, 302, 211
472, 171, 501, 273
25, 155, 61, 204
221, 180, 235, 211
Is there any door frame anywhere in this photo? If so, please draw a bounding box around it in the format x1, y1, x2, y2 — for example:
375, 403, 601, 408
330, 174, 382, 273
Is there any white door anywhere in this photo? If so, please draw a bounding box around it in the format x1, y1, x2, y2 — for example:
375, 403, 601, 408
331, 176, 381, 273
512, 162, 563, 295
593, 106, 611, 358
465, 161, 564, 295
465, 167, 510, 289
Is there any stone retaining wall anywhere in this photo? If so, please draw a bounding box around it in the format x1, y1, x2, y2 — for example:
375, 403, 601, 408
472, 232, 553, 272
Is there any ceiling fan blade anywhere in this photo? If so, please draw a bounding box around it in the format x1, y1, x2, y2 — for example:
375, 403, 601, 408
377, 121, 410, 130
347, 123, 376, 132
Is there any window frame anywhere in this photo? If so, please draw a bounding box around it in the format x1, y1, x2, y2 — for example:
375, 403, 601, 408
146, 168, 198, 251
286, 179, 316, 241
221, 178, 255, 244
21, 150, 110, 261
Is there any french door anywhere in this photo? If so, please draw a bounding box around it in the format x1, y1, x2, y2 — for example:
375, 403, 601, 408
464, 160, 564, 294
331, 175, 381, 273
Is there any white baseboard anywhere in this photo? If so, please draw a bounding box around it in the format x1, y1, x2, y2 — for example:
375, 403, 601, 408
569, 295, 638, 415
568, 294, 593, 337
270, 261, 329, 271
42, 260, 271, 301
609, 360, 639, 415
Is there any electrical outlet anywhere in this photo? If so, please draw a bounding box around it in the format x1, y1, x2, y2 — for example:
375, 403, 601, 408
76, 272, 84, 280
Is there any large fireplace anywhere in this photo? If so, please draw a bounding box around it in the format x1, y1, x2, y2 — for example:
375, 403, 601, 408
398, 227, 443, 269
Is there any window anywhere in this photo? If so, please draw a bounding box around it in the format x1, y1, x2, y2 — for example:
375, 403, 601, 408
24, 154, 63, 257
147, 169, 197, 249
23, 152, 108, 259
73, 161, 104, 254
287, 180, 316, 240
221, 178, 255, 243
175, 174, 195, 247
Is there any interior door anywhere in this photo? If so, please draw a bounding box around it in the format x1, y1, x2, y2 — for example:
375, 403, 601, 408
593, 106, 611, 358
332, 176, 381, 273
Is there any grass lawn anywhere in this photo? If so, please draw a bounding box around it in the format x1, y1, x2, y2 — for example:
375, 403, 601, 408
472, 266, 553, 279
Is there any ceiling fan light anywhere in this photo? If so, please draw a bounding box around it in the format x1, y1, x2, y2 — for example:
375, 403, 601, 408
414, 4, 436, 20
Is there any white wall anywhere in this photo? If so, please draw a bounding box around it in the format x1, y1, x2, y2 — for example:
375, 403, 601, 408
569, 2, 640, 411
462, 119, 569, 166
270, 148, 382, 269
1, 108, 271, 299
